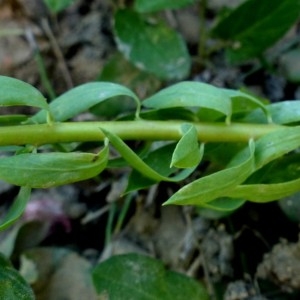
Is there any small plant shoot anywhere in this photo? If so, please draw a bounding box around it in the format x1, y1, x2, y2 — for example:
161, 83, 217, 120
0, 75, 300, 229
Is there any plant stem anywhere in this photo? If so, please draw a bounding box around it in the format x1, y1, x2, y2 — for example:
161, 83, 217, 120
0, 121, 284, 146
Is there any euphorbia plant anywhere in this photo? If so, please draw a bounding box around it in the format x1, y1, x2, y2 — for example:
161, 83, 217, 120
0, 75, 300, 229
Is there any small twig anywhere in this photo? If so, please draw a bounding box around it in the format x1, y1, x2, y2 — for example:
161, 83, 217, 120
25, 28, 56, 99
81, 204, 110, 224
40, 17, 73, 89
0, 28, 24, 37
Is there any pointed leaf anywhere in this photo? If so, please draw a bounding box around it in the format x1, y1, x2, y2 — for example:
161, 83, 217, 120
0, 187, 31, 230
114, 9, 191, 80
225, 178, 300, 203
171, 124, 203, 168
30, 82, 140, 123
226, 151, 300, 202
0, 143, 108, 188
92, 254, 209, 300
164, 140, 255, 206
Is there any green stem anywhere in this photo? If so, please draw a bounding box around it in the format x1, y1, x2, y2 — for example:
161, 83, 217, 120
0, 121, 284, 146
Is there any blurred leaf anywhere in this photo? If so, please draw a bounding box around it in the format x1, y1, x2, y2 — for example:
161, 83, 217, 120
279, 48, 300, 83
93, 53, 160, 118
171, 124, 203, 168
98, 52, 161, 99
0, 253, 34, 300
134, 0, 195, 13
103, 129, 195, 183
0, 187, 31, 231
279, 192, 300, 223
0, 76, 49, 111
143, 81, 232, 122
92, 253, 209, 300
114, 9, 191, 80
212, 0, 300, 62
43, 0, 78, 13
30, 82, 140, 123
164, 140, 255, 206
0, 143, 108, 188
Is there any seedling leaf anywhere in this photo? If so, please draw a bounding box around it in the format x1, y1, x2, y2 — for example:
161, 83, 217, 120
171, 124, 204, 168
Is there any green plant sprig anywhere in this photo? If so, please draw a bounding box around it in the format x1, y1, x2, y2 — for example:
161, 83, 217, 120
1, 75, 300, 230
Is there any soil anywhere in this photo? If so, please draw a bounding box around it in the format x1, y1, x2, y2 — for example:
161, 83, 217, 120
1, 1, 300, 299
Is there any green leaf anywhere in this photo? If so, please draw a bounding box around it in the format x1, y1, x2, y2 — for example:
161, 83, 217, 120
0, 187, 31, 230
0, 76, 49, 111
225, 89, 271, 122
197, 198, 245, 219
254, 126, 300, 169
242, 100, 300, 125
222, 127, 300, 202
279, 48, 300, 83
134, 0, 195, 13
30, 82, 140, 123
164, 140, 255, 206
102, 129, 195, 183
43, 0, 77, 13
212, 0, 300, 62
171, 124, 204, 168
0, 143, 108, 188
140, 107, 197, 122
279, 192, 300, 223
201, 197, 246, 211
143, 81, 232, 123
114, 9, 191, 80
225, 178, 300, 202
0, 253, 34, 300
92, 254, 209, 300
126, 143, 178, 192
